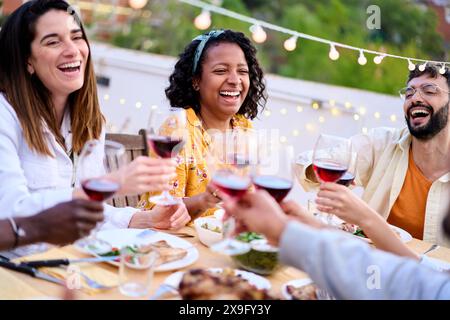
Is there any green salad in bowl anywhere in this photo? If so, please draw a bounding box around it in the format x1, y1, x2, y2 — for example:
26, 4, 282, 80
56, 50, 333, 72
232, 232, 279, 275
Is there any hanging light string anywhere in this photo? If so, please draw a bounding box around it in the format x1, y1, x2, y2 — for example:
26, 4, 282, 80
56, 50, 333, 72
102, 91, 400, 128
179, 0, 449, 69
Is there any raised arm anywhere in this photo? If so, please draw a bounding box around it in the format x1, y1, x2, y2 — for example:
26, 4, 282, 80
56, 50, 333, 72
316, 182, 419, 259
224, 191, 450, 300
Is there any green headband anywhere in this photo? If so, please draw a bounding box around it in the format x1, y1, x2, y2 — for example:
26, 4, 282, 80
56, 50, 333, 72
192, 30, 225, 75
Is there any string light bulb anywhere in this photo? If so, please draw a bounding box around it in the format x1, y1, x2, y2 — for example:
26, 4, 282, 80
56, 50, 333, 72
358, 106, 366, 115
408, 59, 416, 71
331, 107, 340, 116
358, 50, 367, 65
128, 0, 148, 9
311, 101, 320, 110
305, 123, 315, 132
194, 10, 211, 30
373, 55, 385, 64
296, 106, 303, 113
250, 25, 267, 43
439, 64, 447, 75
390, 114, 397, 122
418, 62, 427, 72
374, 112, 381, 119
284, 36, 297, 51
329, 44, 339, 61
344, 102, 352, 109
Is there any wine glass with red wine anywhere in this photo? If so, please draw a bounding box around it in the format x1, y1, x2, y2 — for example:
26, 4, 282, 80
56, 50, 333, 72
75, 140, 126, 250
207, 131, 254, 255
312, 134, 351, 225
79, 140, 125, 202
252, 142, 294, 203
147, 107, 186, 205
336, 151, 357, 187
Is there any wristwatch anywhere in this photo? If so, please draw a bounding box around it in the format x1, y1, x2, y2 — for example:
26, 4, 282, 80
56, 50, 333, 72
8, 218, 26, 248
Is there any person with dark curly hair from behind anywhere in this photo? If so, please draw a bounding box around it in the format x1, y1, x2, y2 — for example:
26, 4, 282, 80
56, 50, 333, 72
140, 29, 267, 219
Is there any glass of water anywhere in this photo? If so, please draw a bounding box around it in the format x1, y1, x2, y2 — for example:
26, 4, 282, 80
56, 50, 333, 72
119, 247, 160, 298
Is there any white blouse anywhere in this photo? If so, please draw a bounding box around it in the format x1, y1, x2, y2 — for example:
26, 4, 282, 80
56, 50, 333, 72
0, 93, 136, 229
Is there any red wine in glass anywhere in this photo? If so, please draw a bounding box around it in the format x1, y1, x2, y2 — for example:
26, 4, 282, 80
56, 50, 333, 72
313, 160, 347, 183
253, 175, 293, 203
337, 172, 355, 187
82, 178, 120, 202
212, 174, 251, 199
148, 136, 186, 159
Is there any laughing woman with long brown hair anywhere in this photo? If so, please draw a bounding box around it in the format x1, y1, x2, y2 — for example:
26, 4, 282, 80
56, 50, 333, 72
0, 0, 190, 240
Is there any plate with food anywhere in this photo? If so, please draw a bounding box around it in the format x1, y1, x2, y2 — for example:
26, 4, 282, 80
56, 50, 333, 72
163, 268, 274, 300
75, 229, 199, 272
282, 278, 332, 300
338, 222, 412, 243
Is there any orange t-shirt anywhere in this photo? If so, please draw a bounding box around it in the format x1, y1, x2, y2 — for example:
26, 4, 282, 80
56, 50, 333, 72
387, 150, 432, 239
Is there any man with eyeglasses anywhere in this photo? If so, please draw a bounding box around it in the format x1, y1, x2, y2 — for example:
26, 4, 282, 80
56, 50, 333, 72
296, 63, 450, 246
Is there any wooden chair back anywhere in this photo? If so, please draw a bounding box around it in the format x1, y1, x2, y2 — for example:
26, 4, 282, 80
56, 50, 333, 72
105, 129, 148, 208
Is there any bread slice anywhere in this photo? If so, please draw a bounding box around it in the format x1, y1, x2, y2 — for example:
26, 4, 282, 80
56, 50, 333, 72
140, 240, 188, 265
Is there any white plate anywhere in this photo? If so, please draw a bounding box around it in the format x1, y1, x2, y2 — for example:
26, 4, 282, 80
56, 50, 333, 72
281, 278, 314, 300
75, 229, 199, 272
426, 257, 450, 272
389, 225, 412, 243
164, 268, 271, 291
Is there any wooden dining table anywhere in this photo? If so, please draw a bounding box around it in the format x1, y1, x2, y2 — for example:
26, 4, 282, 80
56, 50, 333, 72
1, 226, 450, 300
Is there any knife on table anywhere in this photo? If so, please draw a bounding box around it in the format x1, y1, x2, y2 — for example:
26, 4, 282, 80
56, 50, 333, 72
20, 256, 119, 268
0, 259, 65, 285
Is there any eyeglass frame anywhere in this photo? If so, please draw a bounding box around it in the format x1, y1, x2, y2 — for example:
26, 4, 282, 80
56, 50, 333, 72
398, 83, 450, 101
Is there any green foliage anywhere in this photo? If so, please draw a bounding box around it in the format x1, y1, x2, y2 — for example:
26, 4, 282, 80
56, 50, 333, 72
105, 0, 447, 95
0, 0, 7, 28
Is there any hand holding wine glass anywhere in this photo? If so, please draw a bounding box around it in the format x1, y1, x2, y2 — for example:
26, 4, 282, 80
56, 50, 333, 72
207, 131, 253, 255
312, 134, 351, 226
147, 108, 186, 206
75, 140, 125, 249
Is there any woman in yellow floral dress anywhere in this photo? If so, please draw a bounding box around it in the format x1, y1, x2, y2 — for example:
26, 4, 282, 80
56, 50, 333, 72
140, 29, 267, 219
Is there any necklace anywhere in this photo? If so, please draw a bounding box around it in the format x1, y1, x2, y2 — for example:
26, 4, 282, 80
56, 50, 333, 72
198, 113, 209, 132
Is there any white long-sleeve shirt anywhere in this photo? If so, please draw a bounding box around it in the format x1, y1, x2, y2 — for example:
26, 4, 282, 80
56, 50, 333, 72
0, 93, 136, 229
280, 221, 450, 299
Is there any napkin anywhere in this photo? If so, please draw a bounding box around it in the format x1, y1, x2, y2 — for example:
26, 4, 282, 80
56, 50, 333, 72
16, 248, 119, 295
